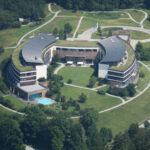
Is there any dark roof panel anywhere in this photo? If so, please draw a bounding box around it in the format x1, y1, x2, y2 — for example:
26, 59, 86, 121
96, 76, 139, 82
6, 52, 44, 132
99, 36, 126, 63
22, 33, 56, 64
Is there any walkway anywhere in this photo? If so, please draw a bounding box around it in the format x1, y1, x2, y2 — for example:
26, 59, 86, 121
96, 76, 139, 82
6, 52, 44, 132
73, 16, 84, 39
54, 63, 65, 74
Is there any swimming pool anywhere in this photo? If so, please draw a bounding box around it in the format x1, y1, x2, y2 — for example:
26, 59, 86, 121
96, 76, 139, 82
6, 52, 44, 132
35, 97, 54, 105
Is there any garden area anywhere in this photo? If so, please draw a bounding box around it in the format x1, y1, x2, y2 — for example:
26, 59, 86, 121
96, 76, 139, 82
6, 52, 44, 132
58, 66, 96, 87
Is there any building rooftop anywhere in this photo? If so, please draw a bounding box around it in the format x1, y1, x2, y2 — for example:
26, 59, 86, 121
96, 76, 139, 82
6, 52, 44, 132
18, 83, 46, 93
100, 36, 126, 63
22, 33, 56, 64
12, 44, 34, 72
55, 40, 99, 48
110, 40, 135, 71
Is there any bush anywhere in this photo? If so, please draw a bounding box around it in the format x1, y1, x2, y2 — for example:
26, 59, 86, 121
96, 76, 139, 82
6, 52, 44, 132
88, 76, 97, 88
97, 90, 106, 95
38, 77, 46, 82
67, 79, 72, 84
78, 93, 87, 103
139, 71, 145, 78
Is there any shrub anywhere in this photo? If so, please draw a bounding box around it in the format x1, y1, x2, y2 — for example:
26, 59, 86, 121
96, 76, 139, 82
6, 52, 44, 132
38, 77, 46, 82
97, 90, 106, 95
78, 93, 87, 103
67, 79, 72, 84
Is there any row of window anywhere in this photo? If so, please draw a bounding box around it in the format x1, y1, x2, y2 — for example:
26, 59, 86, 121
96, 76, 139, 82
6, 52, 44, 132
56, 48, 98, 53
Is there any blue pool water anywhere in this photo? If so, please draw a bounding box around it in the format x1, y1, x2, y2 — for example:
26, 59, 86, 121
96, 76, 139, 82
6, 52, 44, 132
35, 97, 53, 105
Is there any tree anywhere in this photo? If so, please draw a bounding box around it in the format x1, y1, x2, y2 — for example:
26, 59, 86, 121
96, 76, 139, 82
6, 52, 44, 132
59, 29, 64, 40
78, 93, 87, 103
64, 23, 73, 34
126, 84, 136, 97
21, 107, 47, 145
67, 123, 87, 150
53, 27, 58, 36
88, 76, 97, 87
97, 26, 102, 36
128, 123, 139, 138
49, 126, 65, 150
100, 127, 112, 145
112, 133, 135, 150
80, 109, 98, 130
0, 46, 4, 54
0, 118, 25, 150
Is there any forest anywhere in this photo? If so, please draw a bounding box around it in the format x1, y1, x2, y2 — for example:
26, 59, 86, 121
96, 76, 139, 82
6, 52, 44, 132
0, 0, 46, 30
48, 0, 149, 11
1, 105, 150, 150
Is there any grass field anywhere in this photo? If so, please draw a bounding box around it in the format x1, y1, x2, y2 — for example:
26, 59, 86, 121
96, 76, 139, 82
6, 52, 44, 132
61, 85, 121, 111
142, 42, 150, 49
34, 17, 79, 38
136, 63, 150, 91
58, 66, 95, 87
142, 61, 150, 67
126, 9, 145, 22
85, 12, 128, 20
130, 30, 150, 40
78, 17, 139, 35
97, 86, 150, 136
0, 14, 54, 47
4, 96, 28, 111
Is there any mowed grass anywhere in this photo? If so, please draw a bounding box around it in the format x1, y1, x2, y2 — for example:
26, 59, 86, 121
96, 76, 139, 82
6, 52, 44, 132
5, 96, 28, 111
61, 85, 121, 111
58, 66, 94, 87
142, 42, 150, 49
97, 87, 150, 136
34, 17, 79, 37
0, 14, 54, 47
78, 17, 139, 35
126, 9, 145, 22
85, 12, 128, 19
136, 63, 150, 91
130, 30, 150, 40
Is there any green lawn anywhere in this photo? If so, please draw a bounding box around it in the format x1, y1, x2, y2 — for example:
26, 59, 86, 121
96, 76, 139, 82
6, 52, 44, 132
92, 27, 123, 39
55, 40, 99, 47
126, 9, 145, 22
58, 66, 95, 87
130, 30, 150, 40
61, 85, 121, 111
97, 86, 150, 136
34, 17, 79, 38
0, 14, 54, 47
4, 95, 28, 111
78, 18, 98, 34
142, 61, 150, 67
85, 12, 128, 20
136, 63, 150, 91
142, 42, 150, 49
78, 17, 139, 35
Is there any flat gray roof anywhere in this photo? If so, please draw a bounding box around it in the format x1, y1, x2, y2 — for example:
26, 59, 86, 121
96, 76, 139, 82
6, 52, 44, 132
99, 36, 126, 63
18, 83, 46, 93
22, 33, 56, 64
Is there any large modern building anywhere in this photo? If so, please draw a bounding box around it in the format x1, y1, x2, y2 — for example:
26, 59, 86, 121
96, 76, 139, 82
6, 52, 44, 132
8, 33, 56, 100
8, 33, 139, 101
98, 36, 139, 88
